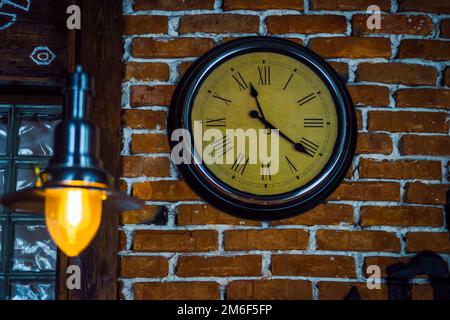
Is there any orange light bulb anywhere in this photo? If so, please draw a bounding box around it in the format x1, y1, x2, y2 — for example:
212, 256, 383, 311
45, 188, 104, 257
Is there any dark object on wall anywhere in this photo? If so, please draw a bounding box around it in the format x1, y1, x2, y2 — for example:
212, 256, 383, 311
386, 251, 450, 300
344, 286, 362, 300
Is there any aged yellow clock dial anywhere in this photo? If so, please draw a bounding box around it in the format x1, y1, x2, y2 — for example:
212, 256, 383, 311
190, 52, 338, 196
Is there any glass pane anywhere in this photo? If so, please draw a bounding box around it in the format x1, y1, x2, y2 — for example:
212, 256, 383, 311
10, 281, 55, 300
15, 166, 36, 191
12, 223, 56, 272
0, 167, 6, 214
0, 277, 4, 299
0, 113, 7, 155
0, 222, 3, 272
17, 114, 60, 156
0, 167, 5, 195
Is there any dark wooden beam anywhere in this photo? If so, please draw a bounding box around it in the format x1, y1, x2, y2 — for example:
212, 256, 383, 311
56, 0, 123, 300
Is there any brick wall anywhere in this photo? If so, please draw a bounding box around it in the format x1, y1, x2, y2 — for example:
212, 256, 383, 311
119, 0, 450, 300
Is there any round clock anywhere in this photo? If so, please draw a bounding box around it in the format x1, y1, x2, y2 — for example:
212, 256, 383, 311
169, 37, 356, 221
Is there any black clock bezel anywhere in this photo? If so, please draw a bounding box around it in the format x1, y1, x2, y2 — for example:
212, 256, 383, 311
168, 36, 357, 221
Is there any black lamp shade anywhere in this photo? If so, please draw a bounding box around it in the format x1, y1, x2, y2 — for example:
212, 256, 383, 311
0, 65, 143, 213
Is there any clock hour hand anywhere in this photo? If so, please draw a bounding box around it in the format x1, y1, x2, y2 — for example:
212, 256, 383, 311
249, 110, 312, 156
249, 83, 270, 133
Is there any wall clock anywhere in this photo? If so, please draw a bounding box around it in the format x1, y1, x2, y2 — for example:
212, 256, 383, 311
169, 37, 357, 221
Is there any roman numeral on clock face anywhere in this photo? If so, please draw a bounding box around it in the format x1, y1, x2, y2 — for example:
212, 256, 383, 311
304, 118, 324, 128
232, 71, 248, 91
261, 162, 272, 181
299, 137, 319, 157
211, 92, 232, 106
231, 153, 250, 176
206, 117, 226, 127
298, 92, 319, 106
285, 155, 298, 173
258, 66, 271, 86
210, 135, 233, 156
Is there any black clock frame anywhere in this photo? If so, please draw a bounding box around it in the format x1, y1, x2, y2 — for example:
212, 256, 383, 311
168, 36, 357, 221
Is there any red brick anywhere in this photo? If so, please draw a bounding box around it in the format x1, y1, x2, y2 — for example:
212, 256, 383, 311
445, 68, 450, 86
400, 135, 450, 156
356, 109, 363, 130
441, 19, 450, 38
122, 110, 166, 130
134, 0, 215, 11
311, 0, 391, 11
368, 111, 448, 133
398, 0, 450, 14
318, 282, 388, 300
133, 180, 200, 201
224, 229, 308, 251
329, 61, 349, 81
359, 159, 442, 180
223, 0, 304, 10
317, 230, 400, 252
407, 232, 450, 253
122, 156, 170, 177
396, 89, 450, 110
267, 15, 346, 34
356, 63, 437, 86
356, 133, 392, 154
177, 204, 260, 226
133, 282, 219, 300
133, 230, 217, 252
361, 206, 444, 227
177, 255, 261, 277
123, 15, 168, 35
353, 15, 433, 35
227, 280, 312, 300
272, 204, 354, 226
124, 62, 169, 81
132, 38, 215, 58
179, 14, 259, 34
119, 230, 127, 251
121, 205, 166, 225
405, 182, 450, 205
131, 134, 170, 154
272, 255, 356, 278
179, 61, 193, 77
309, 37, 391, 59
411, 285, 435, 300
347, 85, 390, 106
130, 85, 175, 106
329, 182, 400, 201
398, 40, 450, 61
120, 256, 168, 278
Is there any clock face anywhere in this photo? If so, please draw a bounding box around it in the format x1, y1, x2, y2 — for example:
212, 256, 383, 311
169, 37, 356, 220
190, 52, 338, 196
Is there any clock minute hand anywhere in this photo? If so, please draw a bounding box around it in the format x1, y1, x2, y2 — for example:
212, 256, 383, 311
249, 110, 312, 156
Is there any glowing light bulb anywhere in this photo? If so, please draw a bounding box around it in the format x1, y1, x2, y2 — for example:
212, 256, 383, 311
45, 187, 104, 257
